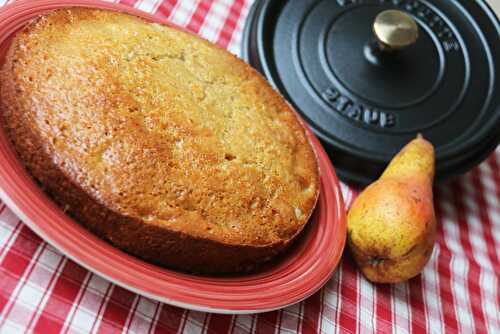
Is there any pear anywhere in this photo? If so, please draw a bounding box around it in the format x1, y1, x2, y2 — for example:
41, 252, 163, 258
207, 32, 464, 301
347, 135, 436, 283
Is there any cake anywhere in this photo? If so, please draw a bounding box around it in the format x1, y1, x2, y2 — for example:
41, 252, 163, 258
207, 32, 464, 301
0, 8, 320, 273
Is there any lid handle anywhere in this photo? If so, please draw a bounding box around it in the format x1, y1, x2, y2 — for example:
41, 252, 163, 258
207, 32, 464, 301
373, 10, 419, 51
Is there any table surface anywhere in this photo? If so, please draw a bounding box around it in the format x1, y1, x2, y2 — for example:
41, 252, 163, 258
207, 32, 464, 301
490, 0, 500, 15
0, 0, 499, 333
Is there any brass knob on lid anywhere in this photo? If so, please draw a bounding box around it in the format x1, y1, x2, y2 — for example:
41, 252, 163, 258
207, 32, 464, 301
373, 10, 419, 51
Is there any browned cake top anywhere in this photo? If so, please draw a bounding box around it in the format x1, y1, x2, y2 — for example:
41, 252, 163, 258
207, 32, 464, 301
0, 9, 319, 247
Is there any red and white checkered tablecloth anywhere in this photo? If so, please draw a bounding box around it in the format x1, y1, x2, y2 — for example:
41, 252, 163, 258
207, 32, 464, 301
0, 0, 499, 333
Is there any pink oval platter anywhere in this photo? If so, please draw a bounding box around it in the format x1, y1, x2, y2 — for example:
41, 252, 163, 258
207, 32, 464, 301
0, 0, 347, 314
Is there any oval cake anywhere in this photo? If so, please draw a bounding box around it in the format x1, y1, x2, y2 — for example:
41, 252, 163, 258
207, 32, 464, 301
0, 8, 319, 274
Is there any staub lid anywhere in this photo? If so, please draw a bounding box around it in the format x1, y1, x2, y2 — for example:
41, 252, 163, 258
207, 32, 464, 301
242, 0, 500, 185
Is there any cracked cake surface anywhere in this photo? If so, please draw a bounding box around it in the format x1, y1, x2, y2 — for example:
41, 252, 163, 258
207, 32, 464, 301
0, 8, 320, 273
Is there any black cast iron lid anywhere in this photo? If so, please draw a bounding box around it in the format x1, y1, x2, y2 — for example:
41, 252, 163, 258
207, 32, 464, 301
242, 0, 500, 185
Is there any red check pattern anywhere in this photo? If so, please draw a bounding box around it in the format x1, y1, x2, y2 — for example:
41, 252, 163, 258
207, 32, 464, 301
0, 0, 499, 333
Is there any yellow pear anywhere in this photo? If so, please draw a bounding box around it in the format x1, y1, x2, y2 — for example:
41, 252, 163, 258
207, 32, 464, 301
347, 135, 436, 283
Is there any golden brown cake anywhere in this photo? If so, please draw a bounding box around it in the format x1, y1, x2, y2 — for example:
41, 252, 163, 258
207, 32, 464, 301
0, 8, 319, 273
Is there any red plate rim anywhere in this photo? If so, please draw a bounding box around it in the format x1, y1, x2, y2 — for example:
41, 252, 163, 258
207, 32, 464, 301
0, 0, 347, 314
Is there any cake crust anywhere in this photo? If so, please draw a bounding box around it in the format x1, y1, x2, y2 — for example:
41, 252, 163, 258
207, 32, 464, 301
0, 8, 320, 273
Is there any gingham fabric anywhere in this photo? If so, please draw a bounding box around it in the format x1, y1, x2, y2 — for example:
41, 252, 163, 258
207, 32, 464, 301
0, 0, 499, 333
